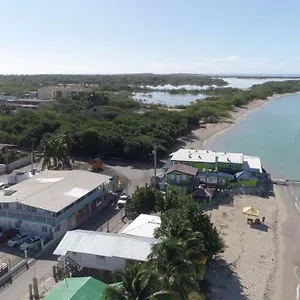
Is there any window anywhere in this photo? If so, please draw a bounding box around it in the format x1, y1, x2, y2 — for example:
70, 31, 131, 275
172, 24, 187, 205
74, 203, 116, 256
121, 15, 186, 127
41, 226, 48, 233
55, 225, 61, 232
176, 175, 181, 183
181, 175, 187, 181
31, 207, 37, 212
17, 203, 22, 210
27, 206, 31, 212
3, 203, 9, 209
72, 252, 77, 256
170, 174, 175, 180
96, 255, 105, 265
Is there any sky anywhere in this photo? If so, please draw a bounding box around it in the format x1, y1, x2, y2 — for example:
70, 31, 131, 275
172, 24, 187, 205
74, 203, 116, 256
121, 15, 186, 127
1, 0, 300, 74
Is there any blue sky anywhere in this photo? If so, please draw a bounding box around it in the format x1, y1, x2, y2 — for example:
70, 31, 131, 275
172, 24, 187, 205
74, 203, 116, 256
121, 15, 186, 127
1, 0, 300, 74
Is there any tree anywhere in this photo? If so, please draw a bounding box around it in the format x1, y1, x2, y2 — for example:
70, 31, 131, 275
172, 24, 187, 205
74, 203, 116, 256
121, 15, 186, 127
102, 262, 177, 300
126, 184, 164, 217
148, 237, 205, 300
37, 133, 71, 170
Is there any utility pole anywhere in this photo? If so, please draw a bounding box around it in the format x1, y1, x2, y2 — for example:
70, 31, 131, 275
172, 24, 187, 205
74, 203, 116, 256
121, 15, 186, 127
31, 140, 34, 174
153, 144, 157, 186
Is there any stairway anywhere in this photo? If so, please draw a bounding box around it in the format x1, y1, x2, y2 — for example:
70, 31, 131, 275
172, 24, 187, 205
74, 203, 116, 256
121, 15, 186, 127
65, 256, 86, 277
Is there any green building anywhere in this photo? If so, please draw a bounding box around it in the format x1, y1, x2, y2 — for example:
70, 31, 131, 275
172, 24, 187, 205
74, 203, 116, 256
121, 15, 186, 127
45, 277, 107, 300
165, 163, 198, 195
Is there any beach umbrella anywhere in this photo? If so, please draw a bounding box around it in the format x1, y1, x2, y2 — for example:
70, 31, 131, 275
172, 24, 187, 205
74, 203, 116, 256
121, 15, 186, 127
242, 206, 260, 217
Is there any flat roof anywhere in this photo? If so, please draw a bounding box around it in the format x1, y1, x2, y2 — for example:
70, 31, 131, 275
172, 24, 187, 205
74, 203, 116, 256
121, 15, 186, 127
171, 149, 244, 164
243, 155, 262, 173
121, 214, 161, 238
0, 170, 112, 212
53, 230, 157, 262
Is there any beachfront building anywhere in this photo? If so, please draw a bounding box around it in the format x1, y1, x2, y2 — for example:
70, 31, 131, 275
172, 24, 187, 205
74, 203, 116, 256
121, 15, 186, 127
54, 230, 157, 277
165, 163, 198, 195
166, 149, 263, 189
0, 170, 113, 239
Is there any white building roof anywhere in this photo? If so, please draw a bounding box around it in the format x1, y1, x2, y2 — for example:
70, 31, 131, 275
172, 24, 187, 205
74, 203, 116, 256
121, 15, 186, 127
121, 214, 161, 238
243, 156, 262, 173
53, 230, 157, 262
171, 149, 244, 164
0, 170, 112, 212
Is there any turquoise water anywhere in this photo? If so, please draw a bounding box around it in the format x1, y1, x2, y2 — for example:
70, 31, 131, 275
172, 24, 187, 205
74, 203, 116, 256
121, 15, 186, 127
206, 93, 300, 182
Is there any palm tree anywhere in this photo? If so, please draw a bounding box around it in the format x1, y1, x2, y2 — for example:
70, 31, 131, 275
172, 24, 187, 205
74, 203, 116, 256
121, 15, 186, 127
38, 133, 71, 170
148, 237, 204, 300
102, 262, 177, 300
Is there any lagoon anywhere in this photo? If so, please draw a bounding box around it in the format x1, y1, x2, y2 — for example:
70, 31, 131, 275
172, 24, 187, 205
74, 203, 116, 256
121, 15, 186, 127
134, 78, 298, 106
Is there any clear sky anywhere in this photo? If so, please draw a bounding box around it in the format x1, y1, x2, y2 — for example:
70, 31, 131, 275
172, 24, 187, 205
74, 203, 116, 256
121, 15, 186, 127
1, 0, 300, 74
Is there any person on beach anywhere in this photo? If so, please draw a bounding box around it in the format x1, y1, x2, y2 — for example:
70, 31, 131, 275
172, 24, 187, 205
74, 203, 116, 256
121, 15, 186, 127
262, 216, 265, 223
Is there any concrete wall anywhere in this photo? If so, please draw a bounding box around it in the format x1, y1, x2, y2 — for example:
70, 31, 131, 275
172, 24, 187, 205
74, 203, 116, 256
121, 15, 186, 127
6, 155, 32, 173
70, 251, 127, 272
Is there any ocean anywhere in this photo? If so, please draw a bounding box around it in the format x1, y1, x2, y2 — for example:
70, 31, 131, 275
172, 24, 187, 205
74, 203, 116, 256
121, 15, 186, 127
205, 93, 300, 204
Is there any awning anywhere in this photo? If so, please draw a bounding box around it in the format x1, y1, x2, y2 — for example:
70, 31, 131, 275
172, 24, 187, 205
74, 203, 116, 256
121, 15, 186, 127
242, 206, 259, 217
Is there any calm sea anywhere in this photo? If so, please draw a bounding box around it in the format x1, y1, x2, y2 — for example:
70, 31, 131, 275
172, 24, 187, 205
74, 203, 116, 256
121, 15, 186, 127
206, 93, 300, 200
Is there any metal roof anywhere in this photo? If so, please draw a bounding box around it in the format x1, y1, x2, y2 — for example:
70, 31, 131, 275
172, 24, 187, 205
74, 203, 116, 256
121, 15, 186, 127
243, 156, 262, 173
53, 230, 157, 262
171, 149, 244, 164
0, 170, 112, 212
166, 163, 198, 176
44, 277, 107, 300
121, 214, 161, 238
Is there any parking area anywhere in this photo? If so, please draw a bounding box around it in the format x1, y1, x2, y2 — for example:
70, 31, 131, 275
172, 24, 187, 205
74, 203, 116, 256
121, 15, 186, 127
0, 243, 25, 267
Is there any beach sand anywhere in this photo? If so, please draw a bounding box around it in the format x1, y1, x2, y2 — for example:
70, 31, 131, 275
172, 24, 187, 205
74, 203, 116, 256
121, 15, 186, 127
205, 186, 289, 300
180, 96, 299, 300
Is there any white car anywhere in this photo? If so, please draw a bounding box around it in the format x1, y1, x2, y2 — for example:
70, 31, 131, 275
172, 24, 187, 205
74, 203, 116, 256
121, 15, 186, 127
20, 236, 42, 251
7, 233, 31, 247
117, 194, 131, 209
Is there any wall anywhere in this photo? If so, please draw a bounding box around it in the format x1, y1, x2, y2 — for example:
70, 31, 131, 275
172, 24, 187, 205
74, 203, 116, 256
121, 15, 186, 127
167, 185, 192, 196
166, 170, 192, 185
69, 251, 127, 272
6, 155, 32, 173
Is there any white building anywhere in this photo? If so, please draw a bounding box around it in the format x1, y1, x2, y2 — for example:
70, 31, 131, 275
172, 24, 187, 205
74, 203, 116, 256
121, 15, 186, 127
121, 214, 161, 238
38, 85, 89, 100
0, 170, 113, 239
54, 230, 157, 272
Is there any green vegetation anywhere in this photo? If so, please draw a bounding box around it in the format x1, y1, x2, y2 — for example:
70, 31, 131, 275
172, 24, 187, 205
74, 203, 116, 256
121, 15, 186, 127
0, 149, 27, 165
105, 187, 223, 299
0, 74, 227, 96
1, 80, 300, 161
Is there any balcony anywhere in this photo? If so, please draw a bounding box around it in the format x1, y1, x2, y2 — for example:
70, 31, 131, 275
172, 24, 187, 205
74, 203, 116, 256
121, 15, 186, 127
0, 210, 55, 225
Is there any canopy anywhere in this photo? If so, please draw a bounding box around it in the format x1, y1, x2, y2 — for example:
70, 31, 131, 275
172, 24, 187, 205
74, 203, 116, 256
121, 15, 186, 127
242, 206, 260, 217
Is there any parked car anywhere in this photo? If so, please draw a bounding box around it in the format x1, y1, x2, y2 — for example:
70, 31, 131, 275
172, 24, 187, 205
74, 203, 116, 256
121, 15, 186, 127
7, 233, 31, 247
117, 194, 131, 209
0, 228, 19, 243
20, 236, 42, 251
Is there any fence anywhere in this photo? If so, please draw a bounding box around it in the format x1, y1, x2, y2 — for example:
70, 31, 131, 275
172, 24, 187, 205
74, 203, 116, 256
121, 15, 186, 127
5, 155, 33, 173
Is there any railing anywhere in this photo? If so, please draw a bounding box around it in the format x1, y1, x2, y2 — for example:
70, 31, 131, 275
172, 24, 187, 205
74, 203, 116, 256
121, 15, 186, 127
0, 210, 55, 225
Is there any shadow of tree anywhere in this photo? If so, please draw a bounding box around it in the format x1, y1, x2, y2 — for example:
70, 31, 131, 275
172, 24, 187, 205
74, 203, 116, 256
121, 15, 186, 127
206, 258, 247, 300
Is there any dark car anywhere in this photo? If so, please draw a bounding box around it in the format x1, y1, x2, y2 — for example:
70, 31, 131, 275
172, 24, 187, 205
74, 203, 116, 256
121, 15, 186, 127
0, 228, 19, 243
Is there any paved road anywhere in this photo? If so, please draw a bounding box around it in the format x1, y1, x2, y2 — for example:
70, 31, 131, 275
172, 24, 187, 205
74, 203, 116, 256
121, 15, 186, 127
0, 202, 124, 300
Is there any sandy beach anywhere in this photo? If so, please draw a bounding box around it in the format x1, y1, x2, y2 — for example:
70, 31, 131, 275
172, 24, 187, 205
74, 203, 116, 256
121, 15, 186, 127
180, 95, 297, 300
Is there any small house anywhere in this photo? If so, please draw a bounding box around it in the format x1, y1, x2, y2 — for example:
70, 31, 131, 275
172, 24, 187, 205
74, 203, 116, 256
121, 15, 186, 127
165, 163, 198, 195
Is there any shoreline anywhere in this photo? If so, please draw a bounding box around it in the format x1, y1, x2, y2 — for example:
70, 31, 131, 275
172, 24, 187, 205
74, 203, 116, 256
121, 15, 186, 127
181, 92, 300, 300
182, 92, 300, 151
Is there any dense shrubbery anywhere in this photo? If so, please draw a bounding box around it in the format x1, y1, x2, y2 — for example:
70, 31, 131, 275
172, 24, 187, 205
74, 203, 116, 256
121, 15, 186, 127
1, 79, 300, 161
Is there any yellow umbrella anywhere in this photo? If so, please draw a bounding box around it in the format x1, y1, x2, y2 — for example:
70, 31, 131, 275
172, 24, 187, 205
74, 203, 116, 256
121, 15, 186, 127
242, 206, 260, 217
